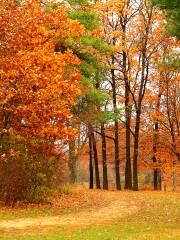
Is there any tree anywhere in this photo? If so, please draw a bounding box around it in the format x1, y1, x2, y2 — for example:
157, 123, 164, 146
96, 0, 124, 190
0, 0, 83, 203
137, 38, 179, 191
0, 0, 83, 143
152, 0, 180, 39
65, 0, 112, 188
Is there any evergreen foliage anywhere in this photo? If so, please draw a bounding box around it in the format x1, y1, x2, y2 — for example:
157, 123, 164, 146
152, 0, 180, 39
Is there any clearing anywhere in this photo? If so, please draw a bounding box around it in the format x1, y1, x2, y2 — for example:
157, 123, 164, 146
0, 187, 180, 240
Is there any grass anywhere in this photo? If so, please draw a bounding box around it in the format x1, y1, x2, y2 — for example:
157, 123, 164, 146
0, 206, 69, 221
0, 191, 180, 240
0, 185, 72, 221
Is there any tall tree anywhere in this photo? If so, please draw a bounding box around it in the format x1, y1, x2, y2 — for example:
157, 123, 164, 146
0, 0, 83, 149
97, 0, 123, 190
65, 0, 104, 184
65, 0, 111, 187
0, 0, 84, 203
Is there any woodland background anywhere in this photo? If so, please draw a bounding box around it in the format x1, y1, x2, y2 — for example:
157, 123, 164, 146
0, 0, 179, 205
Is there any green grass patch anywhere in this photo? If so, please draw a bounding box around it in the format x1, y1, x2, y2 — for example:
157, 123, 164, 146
0, 192, 180, 240
0, 206, 72, 221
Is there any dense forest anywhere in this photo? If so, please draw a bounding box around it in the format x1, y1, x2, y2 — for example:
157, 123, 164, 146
0, 0, 179, 205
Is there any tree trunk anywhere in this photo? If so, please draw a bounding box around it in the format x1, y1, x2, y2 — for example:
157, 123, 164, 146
132, 52, 148, 191
153, 86, 162, 190
111, 54, 121, 190
114, 120, 121, 190
91, 131, 101, 189
132, 7, 152, 191
101, 123, 108, 190
153, 121, 162, 190
124, 84, 132, 190
69, 139, 80, 184
121, 22, 132, 190
88, 134, 94, 189
153, 168, 161, 190
133, 109, 141, 191
166, 81, 178, 190
172, 170, 176, 191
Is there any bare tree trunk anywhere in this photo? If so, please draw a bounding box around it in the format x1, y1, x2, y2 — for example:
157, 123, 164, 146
153, 165, 162, 190
111, 54, 121, 190
132, 50, 149, 191
152, 84, 162, 190
101, 123, 108, 190
89, 134, 94, 189
153, 93, 161, 190
124, 84, 132, 190
91, 131, 101, 189
172, 164, 176, 191
153, 121, 161, 190
69, 139, 80, 184
132, 6, 153, 191
166, 81, 178, 190
121, 18, 132, 190
114, 121, 121, 190
133, 109, 141, 191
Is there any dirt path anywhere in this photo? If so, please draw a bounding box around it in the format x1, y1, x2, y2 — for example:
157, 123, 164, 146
0, 194, 138, 230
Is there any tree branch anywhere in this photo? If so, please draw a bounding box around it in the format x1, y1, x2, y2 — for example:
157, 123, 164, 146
95, 130, 115, 141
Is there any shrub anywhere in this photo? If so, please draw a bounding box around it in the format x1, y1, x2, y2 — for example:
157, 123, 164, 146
0, 135, 64, 205
58, 184, 72, 195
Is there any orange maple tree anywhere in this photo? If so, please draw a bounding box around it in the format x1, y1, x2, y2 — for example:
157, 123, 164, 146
0, 0, 84, 145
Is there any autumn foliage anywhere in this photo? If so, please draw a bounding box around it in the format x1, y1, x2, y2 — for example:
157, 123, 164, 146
0, 0, 179, 205
0, 0, 83, 141
0, 0, 84, 204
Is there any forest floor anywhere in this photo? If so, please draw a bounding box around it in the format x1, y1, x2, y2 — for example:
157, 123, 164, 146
0, 186, 180, 239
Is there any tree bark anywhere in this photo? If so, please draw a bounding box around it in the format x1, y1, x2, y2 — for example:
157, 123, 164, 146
153, 91, 161, 190
68, 139, 80, 184
101, 123, 108, 190
120, 14, 132, 190
124, 100, 132, 189
88, 134, 94, 189
111, 54, 121, 190
91, 131, 101, 189
124, 54, 132, 190
153, 121, 161, 190
152, 84, 162, 190
132, 6, 152, 191
114, 120, 121, 190
133, 109, 141, 191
